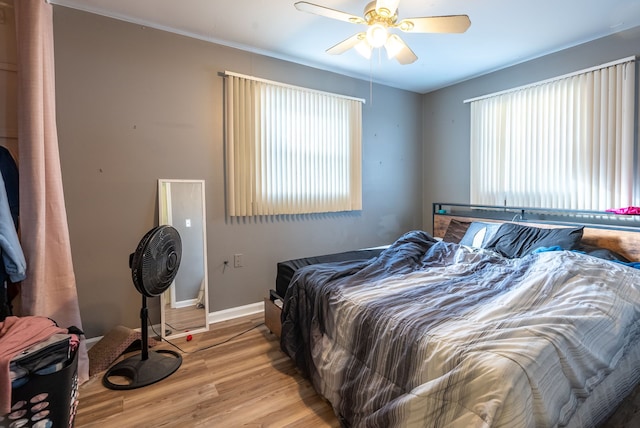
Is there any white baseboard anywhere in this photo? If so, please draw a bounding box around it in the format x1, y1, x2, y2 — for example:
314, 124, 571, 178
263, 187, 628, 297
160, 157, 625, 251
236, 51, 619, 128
208, 301, 264, 324
172, 298, 198, 309
84, 302, 264, 347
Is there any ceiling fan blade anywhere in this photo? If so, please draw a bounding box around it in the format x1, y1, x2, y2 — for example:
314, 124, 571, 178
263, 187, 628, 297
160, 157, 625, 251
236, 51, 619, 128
385, 34, 417, 65
395, 15, 471, 33
375, 0, 400, 17
327, 33, 367, 55
294, 1, 366, 24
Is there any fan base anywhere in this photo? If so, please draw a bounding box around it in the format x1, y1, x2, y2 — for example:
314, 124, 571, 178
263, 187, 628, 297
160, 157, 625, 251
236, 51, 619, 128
102, 349, 182, 390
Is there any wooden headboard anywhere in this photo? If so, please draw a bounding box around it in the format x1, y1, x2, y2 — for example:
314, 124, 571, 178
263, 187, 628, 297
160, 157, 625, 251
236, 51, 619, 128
434, 214, 640, 262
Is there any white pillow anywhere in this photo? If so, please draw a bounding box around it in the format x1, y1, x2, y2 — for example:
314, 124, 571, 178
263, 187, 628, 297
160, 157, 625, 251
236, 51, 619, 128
471, 227, 487, 247
459, 222, 500, 247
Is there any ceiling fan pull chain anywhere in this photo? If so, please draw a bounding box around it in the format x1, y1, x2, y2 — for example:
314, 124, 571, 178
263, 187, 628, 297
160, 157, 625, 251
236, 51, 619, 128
369, 57, 374, 105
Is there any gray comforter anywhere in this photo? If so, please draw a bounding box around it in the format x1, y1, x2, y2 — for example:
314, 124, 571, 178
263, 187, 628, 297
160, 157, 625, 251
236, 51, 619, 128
280, 230, 640, 427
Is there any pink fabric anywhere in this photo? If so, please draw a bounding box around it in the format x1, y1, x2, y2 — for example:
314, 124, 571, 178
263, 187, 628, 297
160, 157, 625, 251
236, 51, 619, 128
14, 0, 88, 384
0, 316, 68, 414
606, 206, 640, 215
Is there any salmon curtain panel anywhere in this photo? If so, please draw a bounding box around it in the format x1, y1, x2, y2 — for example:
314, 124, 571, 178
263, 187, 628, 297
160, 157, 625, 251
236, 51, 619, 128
14, 0, 88, 382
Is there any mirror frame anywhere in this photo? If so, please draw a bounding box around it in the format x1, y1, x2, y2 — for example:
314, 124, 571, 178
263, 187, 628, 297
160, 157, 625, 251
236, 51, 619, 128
158, 179, 209, 339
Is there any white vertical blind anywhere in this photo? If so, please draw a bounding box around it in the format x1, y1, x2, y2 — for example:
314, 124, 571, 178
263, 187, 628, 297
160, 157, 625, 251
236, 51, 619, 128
469, 58, 636, 210
225, 73, 363, 216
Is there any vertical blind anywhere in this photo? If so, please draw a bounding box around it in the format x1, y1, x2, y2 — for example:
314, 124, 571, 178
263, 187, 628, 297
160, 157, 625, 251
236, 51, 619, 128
468, 57, 636, 211
224, 72, 363, 216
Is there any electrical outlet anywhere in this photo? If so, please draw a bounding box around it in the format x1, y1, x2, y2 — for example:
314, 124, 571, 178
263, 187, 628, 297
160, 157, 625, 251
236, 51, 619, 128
233, 253, 243, 268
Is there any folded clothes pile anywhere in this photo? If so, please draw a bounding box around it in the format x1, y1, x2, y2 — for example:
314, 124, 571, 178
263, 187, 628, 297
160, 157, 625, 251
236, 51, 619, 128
10, 333, 78, 388
0, 316, 81, 428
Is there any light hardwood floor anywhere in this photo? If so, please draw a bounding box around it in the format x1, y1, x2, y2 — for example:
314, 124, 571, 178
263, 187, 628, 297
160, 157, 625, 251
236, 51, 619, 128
77, 312, 640, 427
163, 302, 207, 335
76, 313, 339, 427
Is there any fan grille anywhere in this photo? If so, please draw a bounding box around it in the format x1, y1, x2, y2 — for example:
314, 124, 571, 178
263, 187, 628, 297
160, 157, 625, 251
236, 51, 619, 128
131, 225, 182, 297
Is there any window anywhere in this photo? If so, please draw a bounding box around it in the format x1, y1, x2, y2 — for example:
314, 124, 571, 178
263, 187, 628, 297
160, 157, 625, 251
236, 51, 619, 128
468, 57, 636, 211
224, 72, 363, 216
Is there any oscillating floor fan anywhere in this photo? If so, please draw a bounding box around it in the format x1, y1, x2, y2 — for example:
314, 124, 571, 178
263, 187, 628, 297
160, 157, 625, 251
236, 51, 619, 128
103, 225, 183, 390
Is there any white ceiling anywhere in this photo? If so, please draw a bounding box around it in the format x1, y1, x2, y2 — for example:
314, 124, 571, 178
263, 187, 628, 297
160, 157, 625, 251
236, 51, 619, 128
50, 0, 640, 94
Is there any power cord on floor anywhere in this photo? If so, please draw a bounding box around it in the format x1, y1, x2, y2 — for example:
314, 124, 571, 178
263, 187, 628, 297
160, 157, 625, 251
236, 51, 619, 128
164, 321, 179, 331
193, 322, 265, 352
147, 315, 265, 354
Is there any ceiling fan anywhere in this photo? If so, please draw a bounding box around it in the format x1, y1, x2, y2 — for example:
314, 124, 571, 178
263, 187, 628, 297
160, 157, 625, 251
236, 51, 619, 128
294, 0, 471, 65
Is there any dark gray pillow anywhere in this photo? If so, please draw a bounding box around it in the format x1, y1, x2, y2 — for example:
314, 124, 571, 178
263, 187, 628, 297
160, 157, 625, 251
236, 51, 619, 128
484, 223, 584, 258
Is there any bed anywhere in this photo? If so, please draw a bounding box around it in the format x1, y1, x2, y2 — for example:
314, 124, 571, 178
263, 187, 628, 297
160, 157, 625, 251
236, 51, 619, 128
274, 207, 640, 427
264, 247, 387, 337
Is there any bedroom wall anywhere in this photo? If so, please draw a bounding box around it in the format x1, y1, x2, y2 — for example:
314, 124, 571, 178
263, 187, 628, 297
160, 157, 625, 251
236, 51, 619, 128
52, 7, 423, 338
422, 25, 640, 232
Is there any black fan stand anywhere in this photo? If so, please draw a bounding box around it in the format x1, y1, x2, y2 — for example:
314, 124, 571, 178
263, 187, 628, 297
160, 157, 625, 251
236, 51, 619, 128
103, 226, 183, 390
102, 294, 182, 390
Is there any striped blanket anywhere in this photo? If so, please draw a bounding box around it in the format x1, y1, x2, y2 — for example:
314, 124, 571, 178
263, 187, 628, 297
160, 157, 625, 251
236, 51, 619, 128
280, 230, 640, 427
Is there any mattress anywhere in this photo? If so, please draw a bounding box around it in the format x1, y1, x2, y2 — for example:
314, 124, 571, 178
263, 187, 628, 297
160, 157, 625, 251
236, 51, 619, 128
274, 247, 385, 298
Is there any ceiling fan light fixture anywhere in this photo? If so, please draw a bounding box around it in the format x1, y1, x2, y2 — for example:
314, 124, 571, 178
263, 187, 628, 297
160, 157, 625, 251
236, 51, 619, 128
384, 34, 404, 59
354, 39, 373, 59
366, 23, 388, 48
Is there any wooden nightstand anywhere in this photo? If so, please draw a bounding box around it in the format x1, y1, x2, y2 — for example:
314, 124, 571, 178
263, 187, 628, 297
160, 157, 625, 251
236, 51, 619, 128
264, 297, 282, 337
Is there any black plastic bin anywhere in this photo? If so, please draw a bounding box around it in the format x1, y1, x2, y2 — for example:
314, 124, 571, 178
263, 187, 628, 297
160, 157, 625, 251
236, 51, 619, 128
1, 348, 79, 428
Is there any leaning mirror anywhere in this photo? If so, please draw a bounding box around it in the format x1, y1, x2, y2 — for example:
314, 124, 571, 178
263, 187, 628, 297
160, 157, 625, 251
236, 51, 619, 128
158, 179, 209, 339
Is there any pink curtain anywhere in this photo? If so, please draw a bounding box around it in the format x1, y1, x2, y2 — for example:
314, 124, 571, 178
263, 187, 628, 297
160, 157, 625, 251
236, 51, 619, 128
14, 0, 88, 383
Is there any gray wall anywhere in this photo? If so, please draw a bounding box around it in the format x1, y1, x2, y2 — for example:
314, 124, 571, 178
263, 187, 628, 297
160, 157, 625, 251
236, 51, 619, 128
52, 7, 423, 338
422, 26, 640, 232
